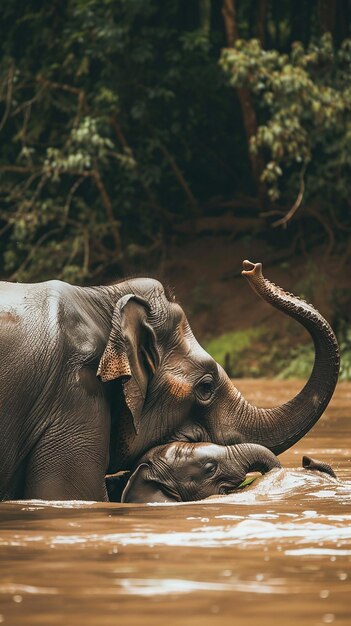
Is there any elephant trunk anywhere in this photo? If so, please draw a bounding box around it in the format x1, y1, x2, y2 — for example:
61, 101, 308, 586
222, 261, 340, 455
226, 443, 282, 478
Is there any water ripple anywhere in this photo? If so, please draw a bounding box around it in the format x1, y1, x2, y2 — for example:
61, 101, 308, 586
1, 518, 349, 550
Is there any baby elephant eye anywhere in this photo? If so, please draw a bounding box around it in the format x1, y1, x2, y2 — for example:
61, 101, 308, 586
195, 375, 214, 403
203, 461, 217, 477
219, 485, 233, 495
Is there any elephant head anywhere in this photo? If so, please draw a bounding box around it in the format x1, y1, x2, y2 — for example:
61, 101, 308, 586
120, 441, 282, 503
98, 261, 339, 471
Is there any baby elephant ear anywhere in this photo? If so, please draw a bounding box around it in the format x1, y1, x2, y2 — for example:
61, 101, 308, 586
97, 294, 160, 433
121, 464, 176, 503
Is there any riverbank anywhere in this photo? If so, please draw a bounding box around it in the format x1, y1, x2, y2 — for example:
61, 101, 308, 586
156, 234, 351, 379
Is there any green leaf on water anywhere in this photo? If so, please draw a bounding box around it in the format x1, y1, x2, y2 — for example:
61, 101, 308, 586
238, 475, 260, 489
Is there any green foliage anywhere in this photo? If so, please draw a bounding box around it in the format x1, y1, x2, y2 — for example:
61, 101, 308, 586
0, 0, 242, 282
205, 324, 351, 381
339, 331, 351, 382
293, 260, 327, 303
220, 34, 351, 214
203, 327, 266, 377
203, 324, 315, 379
277, 343, 315, 380
277, 339, 351, 382
0, 0, 350, 361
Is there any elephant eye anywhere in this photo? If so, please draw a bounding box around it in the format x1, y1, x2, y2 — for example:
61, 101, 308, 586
203, 461, 217, 477
194, 375, 214, 403
219, 485, 233, 495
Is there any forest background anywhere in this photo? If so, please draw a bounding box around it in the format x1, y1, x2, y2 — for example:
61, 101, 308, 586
1, 0, 351, 379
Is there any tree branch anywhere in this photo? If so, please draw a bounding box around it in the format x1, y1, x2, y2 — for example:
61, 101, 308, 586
271, 166, 306, 228
64, 176, 86, 219
35, 76, 86, 120
90, 168, 123, 258
9, 227, 62, 281
0, 165, 36, 174
110, 116, 171, 221
0, 63, 15, 133
306, 205, 335, 258
157, 140, 200, 215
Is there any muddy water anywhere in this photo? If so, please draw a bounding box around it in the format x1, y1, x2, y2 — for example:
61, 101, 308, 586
0, 380, 350, 626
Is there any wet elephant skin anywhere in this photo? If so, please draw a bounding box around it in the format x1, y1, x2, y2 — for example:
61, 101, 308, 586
0, 261, 339, 500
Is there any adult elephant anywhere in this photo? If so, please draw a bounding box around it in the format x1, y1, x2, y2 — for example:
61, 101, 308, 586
0, 260, 339, 500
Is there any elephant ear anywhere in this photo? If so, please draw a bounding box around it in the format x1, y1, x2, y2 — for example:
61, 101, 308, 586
121, 464, 176, 503
97, 294, 160, 433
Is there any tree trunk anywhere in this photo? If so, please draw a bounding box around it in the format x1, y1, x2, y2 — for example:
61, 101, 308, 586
318, 0, 336, 36
257, 0, 267, 46
199, 0, 211, 36
221, 0, 264, 201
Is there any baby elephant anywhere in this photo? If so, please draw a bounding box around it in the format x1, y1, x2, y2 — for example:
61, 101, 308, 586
119, 442, 282, 503
107, 445, 337, 504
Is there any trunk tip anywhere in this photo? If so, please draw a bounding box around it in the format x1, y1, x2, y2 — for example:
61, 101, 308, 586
302, 455, 337, 478
302, 455, 312, 469
242, 260, 262, 277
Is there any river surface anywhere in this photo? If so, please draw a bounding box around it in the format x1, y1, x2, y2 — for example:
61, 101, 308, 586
0, 380, 350, 625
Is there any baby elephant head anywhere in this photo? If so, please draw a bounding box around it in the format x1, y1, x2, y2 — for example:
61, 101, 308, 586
121, 441, 281, 503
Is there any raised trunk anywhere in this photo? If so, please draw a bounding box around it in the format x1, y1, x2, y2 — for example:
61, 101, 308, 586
230, 261, 340, 455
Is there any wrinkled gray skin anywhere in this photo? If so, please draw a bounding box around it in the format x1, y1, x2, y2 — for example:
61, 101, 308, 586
121, 441, 282, 503
120, 447, 337, 504
0, 261, 339, 500
302, 455, 336, 478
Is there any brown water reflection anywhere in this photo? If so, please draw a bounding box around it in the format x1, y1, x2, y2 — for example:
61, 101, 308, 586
0, 380, 350, 626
